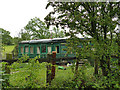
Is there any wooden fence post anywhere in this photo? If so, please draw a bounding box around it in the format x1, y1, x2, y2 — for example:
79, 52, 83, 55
94, 58, 98, 75
51, 51, 56, 80
46, 52, 56, 86
75, 59, 79, 75
46, 54, 52, 85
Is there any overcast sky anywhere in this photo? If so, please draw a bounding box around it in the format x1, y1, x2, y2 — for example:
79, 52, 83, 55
0, 0, 53, 37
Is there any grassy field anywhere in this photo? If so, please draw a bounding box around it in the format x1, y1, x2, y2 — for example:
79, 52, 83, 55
9, 63, 75, 88
2, 45, 15, 59
9, 62, 95, 88
4, 45, 15, 53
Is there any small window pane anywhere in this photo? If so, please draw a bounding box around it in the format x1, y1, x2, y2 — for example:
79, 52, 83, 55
48, 47, 51, 54
41, 45, 46, 53
25, 46, 29, 53
56, 46, 59, 53
37, 47, 40, 54
30, 47, 34, 54
21, 47, 23, 54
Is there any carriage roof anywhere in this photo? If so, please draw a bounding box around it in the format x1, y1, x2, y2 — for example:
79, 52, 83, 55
19, 37, 88, 44
19, 37, 68, 44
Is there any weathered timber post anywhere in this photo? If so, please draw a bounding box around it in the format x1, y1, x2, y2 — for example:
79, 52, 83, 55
46, 51, 56, 86
51, 51, 56, 80
94, 59, 98, 75
46, 54, 52, 85
75, 59, 79, 75
74, 59, 79, 82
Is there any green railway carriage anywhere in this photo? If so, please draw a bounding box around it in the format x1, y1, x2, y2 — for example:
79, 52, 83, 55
18, 38, 75, 59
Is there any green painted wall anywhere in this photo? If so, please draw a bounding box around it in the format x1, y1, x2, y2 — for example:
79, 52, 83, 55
18, 42, 75, 59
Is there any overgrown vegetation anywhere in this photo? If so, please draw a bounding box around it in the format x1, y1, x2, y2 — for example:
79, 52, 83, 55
1, 54, 119, 89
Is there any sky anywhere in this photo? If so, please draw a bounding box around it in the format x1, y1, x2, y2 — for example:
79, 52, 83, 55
0, 0, 53, 37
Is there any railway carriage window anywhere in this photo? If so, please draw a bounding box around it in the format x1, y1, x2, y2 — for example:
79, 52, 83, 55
21, 47, 23, 54
41, 45, 46, 53
30, 47, 34, 54
37, 47, 40, 54
25, 46, 29, 53
55, 46, 59, 53
48, 47, 51, 54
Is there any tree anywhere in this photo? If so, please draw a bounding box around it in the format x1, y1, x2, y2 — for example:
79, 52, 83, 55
24, 17, 51, 39
12, 37, 22, 45
45, 2, 120, 76
0, 28, 13, 45
19, 29, 31, 40
52, 27, 65, 38
115, 23, 120, 66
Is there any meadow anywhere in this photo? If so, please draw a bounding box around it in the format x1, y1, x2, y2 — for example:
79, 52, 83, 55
2, 45, 15, 59
4, 45, 15, 53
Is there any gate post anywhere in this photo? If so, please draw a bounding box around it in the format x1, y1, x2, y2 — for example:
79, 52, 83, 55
51, 51, 56, 80
46, 52, 56, 86
46, 54, 52, 85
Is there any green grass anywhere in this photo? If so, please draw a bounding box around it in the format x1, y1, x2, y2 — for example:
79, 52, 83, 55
10, 68, 46, 88
4, 45, 15, 53
9, 63, 47, 88
9, 62, 95, 88
9, 63, 74, 88
2, 45, 15, 59
51, 66, 74, 88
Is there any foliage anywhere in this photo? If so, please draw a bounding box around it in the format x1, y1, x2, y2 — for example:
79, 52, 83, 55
24, 17, 65, 39
10, 56, 47, 88
44, 2, 120, 88
24, 17, 51, 39
19, 29, 31, 40
45, 2, 120, 76
0, 62, 10, 88
12, 36, 23, 45
45, 2, 119, 36
2, 57, 119, 89
50, 63, 120, 89
0, 28, 13, 45
52, 27, 65, 38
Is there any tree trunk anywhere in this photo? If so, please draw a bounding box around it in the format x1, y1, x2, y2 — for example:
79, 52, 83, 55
75, 59, 79, 75
74, 59, 79, 83
94, 58, 98, 75
100, 55, 108, 76
118, 47, 120, 66
106, 55, 111, 71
